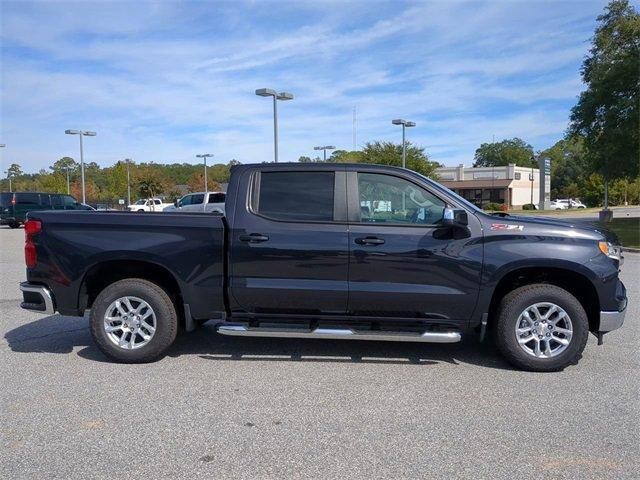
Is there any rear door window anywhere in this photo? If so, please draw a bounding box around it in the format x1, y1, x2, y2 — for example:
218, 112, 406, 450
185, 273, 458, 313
252, 171, 335, 222
208, 193, 226, 203
16, 193, 41, 206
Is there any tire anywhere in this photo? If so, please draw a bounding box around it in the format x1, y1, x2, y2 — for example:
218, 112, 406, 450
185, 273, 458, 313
90, 278, 178, 363
8, 222, 20, 229
494, 284, 589, 372
137, 209, 145, 212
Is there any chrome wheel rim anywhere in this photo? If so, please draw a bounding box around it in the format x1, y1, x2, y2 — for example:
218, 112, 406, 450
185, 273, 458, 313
104, 296, 156, 350
515, 302, 573, 358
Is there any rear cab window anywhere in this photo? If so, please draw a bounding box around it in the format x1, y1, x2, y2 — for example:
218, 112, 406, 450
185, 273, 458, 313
251, 171, 335, 222
208, 193, 226, 203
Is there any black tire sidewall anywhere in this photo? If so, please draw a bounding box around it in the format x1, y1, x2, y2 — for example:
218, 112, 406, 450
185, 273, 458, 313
495, 284, 589, 372
90, 279, 178, 363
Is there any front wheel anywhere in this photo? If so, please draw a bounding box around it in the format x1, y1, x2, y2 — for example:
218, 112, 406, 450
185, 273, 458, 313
494, 284, 589, 372
90, 278, 178, 363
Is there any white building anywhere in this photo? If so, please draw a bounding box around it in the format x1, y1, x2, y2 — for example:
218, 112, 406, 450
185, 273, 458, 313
435, 163, 550, 209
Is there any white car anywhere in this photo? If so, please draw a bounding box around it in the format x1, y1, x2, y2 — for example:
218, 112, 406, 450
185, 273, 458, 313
550, 200, 567, 210
127, 198, 172, 212
558, 198, 587, 209
163, 192, 226, 214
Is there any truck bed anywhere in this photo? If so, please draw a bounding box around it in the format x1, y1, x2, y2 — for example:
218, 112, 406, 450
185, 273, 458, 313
25, 210, 226, 320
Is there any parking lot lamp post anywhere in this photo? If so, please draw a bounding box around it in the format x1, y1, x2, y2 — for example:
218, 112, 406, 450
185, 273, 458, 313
196, 154, 214, 193
65, 130, 96, 204
4, 171, 12, 192
125, 159, 133, 206
392, 119, 416, 169
256, 89, 294, 163
66, 165, 70, 194
314, 145, 336, 162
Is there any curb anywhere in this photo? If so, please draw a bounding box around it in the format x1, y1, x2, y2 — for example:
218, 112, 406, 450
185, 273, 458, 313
622, 247, 640, 253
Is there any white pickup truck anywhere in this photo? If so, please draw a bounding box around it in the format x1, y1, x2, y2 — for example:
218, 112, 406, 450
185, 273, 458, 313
163, 191, 226, 214
126, 198, 173, 212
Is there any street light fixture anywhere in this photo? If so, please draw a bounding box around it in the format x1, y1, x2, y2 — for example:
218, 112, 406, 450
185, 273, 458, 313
65, 129, 96, 204
392, 119, 416, 169
196, 154, 214, 193
256, 88, 294, 163
313, 145, 336, 162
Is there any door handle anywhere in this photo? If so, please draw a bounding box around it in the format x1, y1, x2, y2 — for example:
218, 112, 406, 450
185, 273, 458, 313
239, 233, 270, 243
355, 236, 385, 245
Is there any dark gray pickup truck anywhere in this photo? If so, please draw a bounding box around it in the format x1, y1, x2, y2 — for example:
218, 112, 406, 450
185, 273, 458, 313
20, 163, 627, 371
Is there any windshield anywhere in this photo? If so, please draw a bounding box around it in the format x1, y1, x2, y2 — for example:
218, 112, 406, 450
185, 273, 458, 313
134, 199, 146, 205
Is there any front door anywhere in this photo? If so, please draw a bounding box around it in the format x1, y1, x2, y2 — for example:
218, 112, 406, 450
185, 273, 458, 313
347, 170, 483, 322
229, 168, 349, 315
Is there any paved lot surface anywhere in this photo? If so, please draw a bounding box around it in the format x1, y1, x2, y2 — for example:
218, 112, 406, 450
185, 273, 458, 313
1, 225, 638, 479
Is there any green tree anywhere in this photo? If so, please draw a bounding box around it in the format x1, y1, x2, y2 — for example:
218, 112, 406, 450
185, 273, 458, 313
50, 156, 77, 174
135, 165, 169, 199
472, 138, 535, 167
6, 163, 23, 177
359, 142, 440, 177
539, 136, 589, 199
569, 0, 640, 180
329, 150, 364, 163
298, 156, 313, 163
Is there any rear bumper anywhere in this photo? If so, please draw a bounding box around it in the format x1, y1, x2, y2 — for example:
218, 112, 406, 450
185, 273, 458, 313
20, 282, 56, 315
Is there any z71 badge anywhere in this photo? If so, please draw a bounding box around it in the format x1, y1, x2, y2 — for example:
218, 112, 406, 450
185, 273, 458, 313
490, 223, 524, 231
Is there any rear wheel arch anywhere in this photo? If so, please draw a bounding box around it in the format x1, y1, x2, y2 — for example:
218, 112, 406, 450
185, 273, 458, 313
79, 259, 185, 325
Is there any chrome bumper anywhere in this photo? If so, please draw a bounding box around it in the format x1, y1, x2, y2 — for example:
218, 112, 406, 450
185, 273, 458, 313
20, 282, 56, 315
599, 309, 626, 332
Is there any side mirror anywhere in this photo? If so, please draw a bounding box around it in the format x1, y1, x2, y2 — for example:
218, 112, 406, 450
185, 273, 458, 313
174, 200, 179, 207
442, 207, 468, 227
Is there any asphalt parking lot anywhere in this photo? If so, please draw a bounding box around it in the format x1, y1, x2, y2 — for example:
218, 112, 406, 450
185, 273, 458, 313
1, 226, 638, 479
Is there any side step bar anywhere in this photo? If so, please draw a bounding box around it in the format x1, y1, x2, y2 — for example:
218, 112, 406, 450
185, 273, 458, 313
217, 325, 461, 343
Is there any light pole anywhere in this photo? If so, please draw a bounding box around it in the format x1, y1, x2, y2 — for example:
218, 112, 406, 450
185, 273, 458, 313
65, 165, 71, 194
4, 171, 12, 192
313, 145, 336, 162
124, 158, 133, 206
392, 119, 416, 169
65, 129, 96, 204
255, 88, 294, 163
196, 154, 214, 193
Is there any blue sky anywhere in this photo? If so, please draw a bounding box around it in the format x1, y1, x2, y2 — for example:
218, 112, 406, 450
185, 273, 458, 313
0, 0, 614, 172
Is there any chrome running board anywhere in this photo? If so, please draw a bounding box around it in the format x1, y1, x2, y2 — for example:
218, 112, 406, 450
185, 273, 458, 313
216, 325, 461, 343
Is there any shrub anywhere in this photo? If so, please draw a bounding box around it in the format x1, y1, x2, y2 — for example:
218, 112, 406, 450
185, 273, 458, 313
522, 203, 537, 210
484, 202, 503, 211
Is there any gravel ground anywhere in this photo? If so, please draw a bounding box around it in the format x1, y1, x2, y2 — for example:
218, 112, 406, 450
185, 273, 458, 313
1, 226, 638, 479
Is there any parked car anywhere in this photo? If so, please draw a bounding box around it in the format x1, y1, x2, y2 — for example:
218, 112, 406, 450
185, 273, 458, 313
19, 163, 627, 371
126, 198, 172, 212
557, 198, 587, 209
550, 200, 567, 210
0, 192, 92, 228
163, 191, 226, 214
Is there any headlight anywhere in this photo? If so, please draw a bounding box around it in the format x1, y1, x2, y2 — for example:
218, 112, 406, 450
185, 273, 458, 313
599, 241, 623, 263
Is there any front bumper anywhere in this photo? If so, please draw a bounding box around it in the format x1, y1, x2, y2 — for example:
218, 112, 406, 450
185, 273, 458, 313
599, 309, 627, 332
20, 282, 56, 315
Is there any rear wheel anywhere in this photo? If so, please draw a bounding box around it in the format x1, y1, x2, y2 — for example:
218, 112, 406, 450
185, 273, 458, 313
494, 284, 589, 372
90, 278, 178, 363
8, 222, 20, 228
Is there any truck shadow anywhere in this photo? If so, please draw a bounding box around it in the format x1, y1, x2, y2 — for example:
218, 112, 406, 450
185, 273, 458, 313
4, 315, 515, 370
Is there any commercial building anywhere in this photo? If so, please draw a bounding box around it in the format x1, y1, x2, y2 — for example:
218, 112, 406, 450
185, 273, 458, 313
435, 163, 550, 209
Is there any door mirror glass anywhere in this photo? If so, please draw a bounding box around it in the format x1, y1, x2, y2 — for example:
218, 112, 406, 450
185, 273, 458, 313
442, 208, 468, 226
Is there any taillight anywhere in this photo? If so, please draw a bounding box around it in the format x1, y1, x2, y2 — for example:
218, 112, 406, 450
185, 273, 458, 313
11, 194, 16, 206
24, 219, 42, 268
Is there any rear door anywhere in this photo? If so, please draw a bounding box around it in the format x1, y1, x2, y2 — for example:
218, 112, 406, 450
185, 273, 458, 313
346, 169, 483, 322
229, 167, 349, 315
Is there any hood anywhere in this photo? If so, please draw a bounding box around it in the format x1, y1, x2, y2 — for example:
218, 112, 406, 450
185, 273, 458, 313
483, 213, 618, 243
